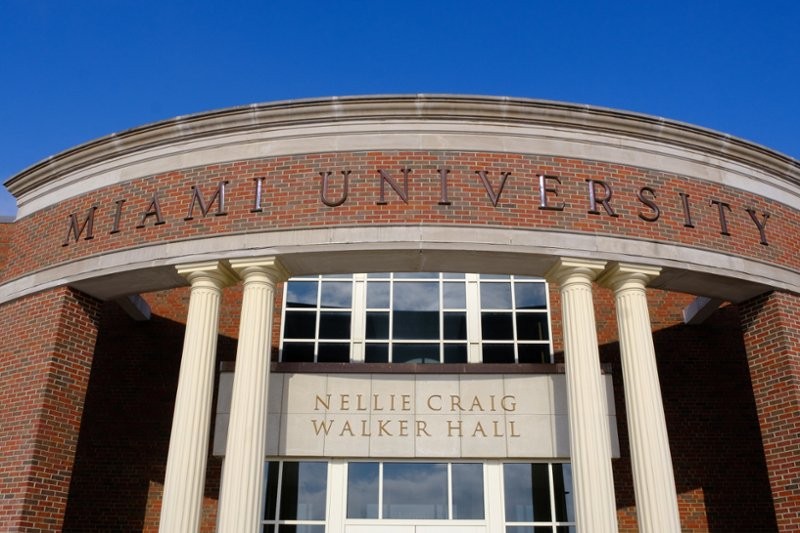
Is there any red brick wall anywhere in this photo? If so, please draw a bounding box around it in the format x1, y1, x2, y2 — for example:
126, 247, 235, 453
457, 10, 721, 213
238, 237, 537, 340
741, 291, 800, 532
4, 151, 791, 283
0, 287, 101, 532
0, 221, 12, 274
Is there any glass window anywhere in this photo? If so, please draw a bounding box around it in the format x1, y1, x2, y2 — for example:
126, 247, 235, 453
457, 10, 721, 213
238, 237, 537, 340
452, 463, 485, 519
383, 463, 448, 519
347, 463, 379, 519
263, 461, 327, 532
503, 463, 575, 531
281, 273, 551, 364
480, 276, 551, 363
282, 276, 353, 362
347, 462, 485, 521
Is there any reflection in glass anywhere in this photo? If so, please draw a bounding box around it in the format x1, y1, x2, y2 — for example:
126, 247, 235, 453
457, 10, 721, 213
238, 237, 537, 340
393, 311, 439, 339
347, 462, 379, 518
443, 312, 467, 340
516, 313, 549, 340
518, 344, 549, 364
264, 461, 279, 520
286, 281, 318, 307
443, 282, 466, 308
395, 272, 439, 279
481, 283, 513, 309
514, 283, 547, 309
393, 282, 439, 310
280, 462, 327, 520
317, 343, 350, 363
284, 311, 316, 338
383, 463, 447, 519
281, 343, 315, 363
366, 312, 390, 339
503, 463, 552, 522
553, 463, 574, 522
482, 313, 514, 340
318, 312, 351, 339
393, 343, 440, 363
367, 282, 390, 308
483, 344, 515, 363
277, 526, 325, 533
320, 281, 352, 308
365, 343, 389, 363
443, 344, 467, 363
452, 463, 485, 519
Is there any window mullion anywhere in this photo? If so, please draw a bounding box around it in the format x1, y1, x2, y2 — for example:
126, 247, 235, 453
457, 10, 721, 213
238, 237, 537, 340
447, 462, 453, 519
351, 274, 367, 363
314, 276, 322, 362
465, 273, 482, 363
378, 462, 384, 519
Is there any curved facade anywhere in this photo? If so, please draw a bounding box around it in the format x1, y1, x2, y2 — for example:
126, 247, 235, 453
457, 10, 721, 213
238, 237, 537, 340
1, 95, 798, 532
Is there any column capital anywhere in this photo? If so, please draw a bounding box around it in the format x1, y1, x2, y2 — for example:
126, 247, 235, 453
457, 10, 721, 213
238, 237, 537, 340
545, 257, 607, 285
176, 260, 238, 288
598, 263, 661, 292
229, 256, 290, 282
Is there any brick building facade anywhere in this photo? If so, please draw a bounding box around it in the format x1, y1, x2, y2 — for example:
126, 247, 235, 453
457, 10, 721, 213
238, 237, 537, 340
0, 95, 797, 532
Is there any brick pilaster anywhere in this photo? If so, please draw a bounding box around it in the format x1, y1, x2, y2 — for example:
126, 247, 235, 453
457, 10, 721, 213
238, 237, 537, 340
740, 291, 800, 532
0, 287, 101, 532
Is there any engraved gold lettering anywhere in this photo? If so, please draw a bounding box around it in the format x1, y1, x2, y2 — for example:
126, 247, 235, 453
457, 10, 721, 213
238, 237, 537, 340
427, 395, 442, 411
311, 419, 333, 436
339, 420, 355, 436
416, 420, 431, 437
501, 395, 517, 412
315, 394, 331, 411
472, 421, 487, 437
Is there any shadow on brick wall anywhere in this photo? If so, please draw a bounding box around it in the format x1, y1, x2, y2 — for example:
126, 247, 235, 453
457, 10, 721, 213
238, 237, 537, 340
602, 305, 777, 533
63, 302, 237, 532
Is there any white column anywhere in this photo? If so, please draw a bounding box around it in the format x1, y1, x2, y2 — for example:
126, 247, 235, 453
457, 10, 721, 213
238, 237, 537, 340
217, 257, 288, 532
160, 261, 237, 533
546, 258, 618, 533
599, 263, 681, 533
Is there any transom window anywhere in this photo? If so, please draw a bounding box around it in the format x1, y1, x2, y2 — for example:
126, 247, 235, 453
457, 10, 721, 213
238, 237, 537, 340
280, 273, 552, 364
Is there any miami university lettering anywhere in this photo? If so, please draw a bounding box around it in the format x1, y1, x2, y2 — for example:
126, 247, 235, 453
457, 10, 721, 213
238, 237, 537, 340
63, 167, 772, 247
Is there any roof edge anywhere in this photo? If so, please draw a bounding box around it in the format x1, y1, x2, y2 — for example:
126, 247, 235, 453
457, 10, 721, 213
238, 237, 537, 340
6, 94, 800, 198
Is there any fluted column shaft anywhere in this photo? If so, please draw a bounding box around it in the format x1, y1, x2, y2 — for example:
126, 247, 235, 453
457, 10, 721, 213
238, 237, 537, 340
160, 262, 237, 533
217, 258, 288, 532
600, 264, 681, 533
547, 258, 618, 533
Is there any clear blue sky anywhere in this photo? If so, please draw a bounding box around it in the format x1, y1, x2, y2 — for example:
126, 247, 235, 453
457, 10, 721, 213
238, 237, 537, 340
1, 1, 798, 217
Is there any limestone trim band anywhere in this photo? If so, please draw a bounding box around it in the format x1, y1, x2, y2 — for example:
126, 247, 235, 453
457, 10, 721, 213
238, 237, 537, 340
1, 225, 794, 307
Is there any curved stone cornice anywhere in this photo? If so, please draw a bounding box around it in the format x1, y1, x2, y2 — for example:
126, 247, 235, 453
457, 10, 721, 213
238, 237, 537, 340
6, 95, 799, 205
